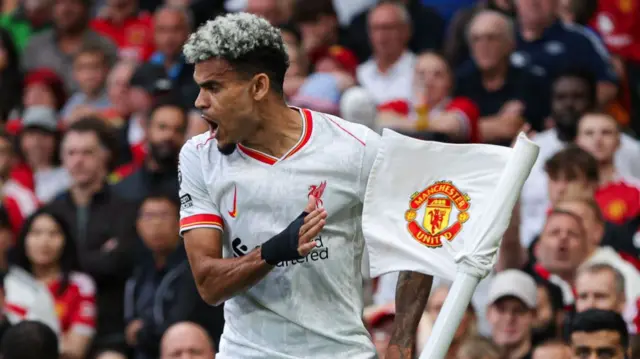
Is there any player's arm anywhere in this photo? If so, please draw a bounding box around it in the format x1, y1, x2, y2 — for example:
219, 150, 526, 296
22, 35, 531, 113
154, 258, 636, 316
386, 272, 433, 359
184, 197, 325, 306
356, 130, 434, 358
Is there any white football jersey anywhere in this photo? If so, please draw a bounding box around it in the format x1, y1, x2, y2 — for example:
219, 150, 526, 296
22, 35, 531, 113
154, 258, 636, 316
178, 108, 379, 359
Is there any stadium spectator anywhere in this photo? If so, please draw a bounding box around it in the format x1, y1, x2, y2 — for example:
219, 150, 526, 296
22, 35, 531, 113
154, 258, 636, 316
567, 309, 631, 359
531, 339, 571, 359
0, 0, 52, 53
455, 10, 548, 144
22, 67, 67, 111
347, 0, 444, 63
149, 5, 198, 110
575, 263, 626, 314
377, 51, 480, 143
511, 0, 617, 106
356, 1, 415, 108
456, 335, 503, 359
363, 302, 395, 358
18, 106, 71, 202
282, 34, 308, 100
245, 0, 287, 26
0, 131, 39, 234
0, 207, 59, 336
590, 0, 640, 136
0, 271, 10, 342
417, 284, 477, 356
125, 194, 223, 359
112, 97, 186, 202
485, 270, 537, 359
23, 0, 117, 92
61, 44, 112, 121
160, 321, 216, 359
0, 29, 23, 122
46, 117, 138, 357
13, 208, 96, 359
0, 320, 59, 359
575, 112, 640, 225
444, 0, 515, 68
531, 278, 564, 345
90, 0, 154, 62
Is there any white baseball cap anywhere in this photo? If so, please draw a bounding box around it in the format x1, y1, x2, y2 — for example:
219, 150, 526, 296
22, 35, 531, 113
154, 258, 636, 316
487, 270, 537, 309
22, 106, 58, 132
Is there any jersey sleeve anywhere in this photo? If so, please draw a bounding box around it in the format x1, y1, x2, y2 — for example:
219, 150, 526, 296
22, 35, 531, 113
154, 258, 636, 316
446, 97, 480, 143
68, 273, 96, 336
179, 140, 224, 235
357, 129, 383, 203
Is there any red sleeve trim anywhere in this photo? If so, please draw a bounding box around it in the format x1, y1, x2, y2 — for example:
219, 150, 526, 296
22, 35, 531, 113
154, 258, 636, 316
180, 214, 224, 230
447, 97, 481, 143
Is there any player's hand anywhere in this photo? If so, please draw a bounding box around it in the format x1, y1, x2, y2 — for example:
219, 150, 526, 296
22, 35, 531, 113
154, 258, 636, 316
297, 195, 327, 256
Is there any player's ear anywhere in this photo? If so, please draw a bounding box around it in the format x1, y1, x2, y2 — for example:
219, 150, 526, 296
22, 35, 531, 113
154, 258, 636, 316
251, 73, 270, 101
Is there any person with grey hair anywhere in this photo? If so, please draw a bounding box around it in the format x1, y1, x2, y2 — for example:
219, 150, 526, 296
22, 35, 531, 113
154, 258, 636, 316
454, 9, 548, 145
575, 263, 626, 315
179, 12, 433, 359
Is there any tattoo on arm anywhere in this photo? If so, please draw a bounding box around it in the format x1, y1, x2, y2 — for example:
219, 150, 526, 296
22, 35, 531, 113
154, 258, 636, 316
386, 271, 433, 359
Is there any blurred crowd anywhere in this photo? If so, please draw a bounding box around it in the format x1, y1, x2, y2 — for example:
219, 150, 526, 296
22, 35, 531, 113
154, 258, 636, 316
0, 0, 635, 358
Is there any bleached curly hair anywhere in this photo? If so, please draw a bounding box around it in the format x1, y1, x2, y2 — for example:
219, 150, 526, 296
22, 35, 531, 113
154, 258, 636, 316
183, 12, 289, 93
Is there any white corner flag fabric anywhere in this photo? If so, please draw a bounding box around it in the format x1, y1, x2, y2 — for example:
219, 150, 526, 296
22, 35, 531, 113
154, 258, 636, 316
362, 129, 540, 281
362, 129, 539, 359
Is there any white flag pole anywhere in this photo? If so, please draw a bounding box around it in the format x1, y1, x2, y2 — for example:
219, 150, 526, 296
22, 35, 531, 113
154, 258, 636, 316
417, 272, 480, 359
418, 133, 539, 359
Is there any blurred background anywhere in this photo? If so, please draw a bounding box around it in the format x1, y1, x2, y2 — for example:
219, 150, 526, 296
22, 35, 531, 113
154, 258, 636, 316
0, 0, 637, 358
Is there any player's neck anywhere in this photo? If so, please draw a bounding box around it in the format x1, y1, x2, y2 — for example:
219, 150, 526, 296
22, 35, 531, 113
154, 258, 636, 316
242, 102, 304, 158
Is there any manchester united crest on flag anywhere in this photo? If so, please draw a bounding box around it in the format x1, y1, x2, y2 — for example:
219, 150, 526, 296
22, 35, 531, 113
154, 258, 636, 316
404, 181, 470, 248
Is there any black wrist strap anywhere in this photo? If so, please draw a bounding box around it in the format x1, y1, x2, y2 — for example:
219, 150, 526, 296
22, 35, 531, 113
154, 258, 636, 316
261, 212, 308, 265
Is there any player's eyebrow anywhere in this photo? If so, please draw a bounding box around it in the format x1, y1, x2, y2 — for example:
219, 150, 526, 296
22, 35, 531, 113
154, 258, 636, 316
196, 80, 222, 89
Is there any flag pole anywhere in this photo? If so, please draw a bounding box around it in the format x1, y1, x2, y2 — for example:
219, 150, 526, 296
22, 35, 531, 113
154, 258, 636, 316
418, 272, 480, 359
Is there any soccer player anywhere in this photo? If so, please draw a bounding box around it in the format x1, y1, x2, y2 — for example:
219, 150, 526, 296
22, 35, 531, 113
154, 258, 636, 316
179, 13, 432, 359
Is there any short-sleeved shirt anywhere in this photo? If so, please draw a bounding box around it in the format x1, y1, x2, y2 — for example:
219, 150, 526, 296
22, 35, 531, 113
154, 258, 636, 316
48, 272, 97, 336
454, 64, 549, 134
511, 21, 617, 86
178, 108, 378, 358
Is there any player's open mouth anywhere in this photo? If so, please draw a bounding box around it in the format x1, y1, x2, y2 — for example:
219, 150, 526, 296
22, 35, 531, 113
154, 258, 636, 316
202, 114, 219, 133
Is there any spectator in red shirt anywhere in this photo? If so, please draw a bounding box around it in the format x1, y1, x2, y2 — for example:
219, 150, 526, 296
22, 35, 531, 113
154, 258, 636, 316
91, 0, 154, 62
12, 208, 96, 359
0, 132, 39, 234
575, 113, 640, 225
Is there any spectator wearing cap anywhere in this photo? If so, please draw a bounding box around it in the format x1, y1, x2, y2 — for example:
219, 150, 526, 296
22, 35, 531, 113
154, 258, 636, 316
363, 302, 395, 358
90, 0, 154, 62
46, 117, 139, 357
288, 46, 357, 115
568, 309, 630, 359
486, 270, 537, 359
112, 96, 186, 202
512, 0, 618, 107
148, 5, 198, 109
22, 0, 117, 93
18, 106, 71, 203
22, 68, 67, 111
61, 44, 113, 122
455, 10, 548, 145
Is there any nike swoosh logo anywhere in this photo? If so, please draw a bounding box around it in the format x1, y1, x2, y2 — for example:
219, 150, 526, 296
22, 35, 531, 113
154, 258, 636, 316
228, 185, 238, 218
